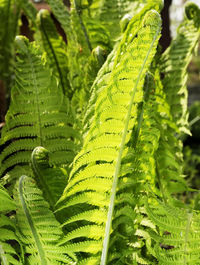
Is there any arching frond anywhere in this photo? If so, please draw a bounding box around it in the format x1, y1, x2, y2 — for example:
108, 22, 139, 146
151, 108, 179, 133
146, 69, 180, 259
0, 185, 22, 265
14, 175, 76, 264
0, 0, 20, 90
160, 2, 200, 135
57, 10, 161, 264
36, 9, 72, 98
0, 36, 80, 188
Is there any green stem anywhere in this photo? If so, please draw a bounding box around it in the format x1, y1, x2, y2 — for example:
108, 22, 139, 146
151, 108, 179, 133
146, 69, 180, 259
40, 13, 66, 95
74, 0, 92, 51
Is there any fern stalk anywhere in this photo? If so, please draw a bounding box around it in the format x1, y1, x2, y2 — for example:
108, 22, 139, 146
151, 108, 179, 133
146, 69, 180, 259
74, 0, 92, 51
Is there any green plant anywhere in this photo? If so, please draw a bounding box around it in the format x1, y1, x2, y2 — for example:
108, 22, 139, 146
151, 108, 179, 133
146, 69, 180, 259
0, 0, 200, 264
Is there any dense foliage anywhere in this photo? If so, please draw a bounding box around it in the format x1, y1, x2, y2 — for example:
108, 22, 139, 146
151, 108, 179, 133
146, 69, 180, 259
0, 0, 200, 264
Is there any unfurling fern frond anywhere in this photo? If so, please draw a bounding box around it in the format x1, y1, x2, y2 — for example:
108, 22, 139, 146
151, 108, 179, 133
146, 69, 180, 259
31, 146, 68, 210
160, 2, 200, 135
0, 0, 20, 90
146, 197, 200, 264
14, 175, 76, 265
0, 185, 22, 265
83, 46, 108, 96
57, 10, 161, 264
36, 9, 72, 99
0, 36, 80, 188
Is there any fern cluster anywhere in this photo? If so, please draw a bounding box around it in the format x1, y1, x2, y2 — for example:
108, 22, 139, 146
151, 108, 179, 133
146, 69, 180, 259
0, 0, 200, 264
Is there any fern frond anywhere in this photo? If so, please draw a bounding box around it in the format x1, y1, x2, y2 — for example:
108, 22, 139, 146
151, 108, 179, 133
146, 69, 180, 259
31, 146, 68, 210
14, 175, 76, 264
0, 184, 16, 212
0, 0, 20, 89
160, 2, 200, 135
108, 70, 167, 264
57, 10, 161, 264
83, 1, 163, 135
150, 69, 188, 195
146, 197, 200, 264
87, 0, 163, 43
36, 9, 72, 98
0, 220, 22, 265
45, 0, 85, 106
0, 36, 80, 187
45, 0, 71, 37
0, 185, 22, 265
70, 0, 112, 51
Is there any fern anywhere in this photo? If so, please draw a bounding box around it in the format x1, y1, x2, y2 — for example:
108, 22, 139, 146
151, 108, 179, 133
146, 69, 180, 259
0, 0, 20, 90
0, 36, 80, 187
1, 1, 200, 264
84, 0, 163, 42
154, 3, 200, 196
83, 0, 163, 134
57, 9, 161, 264
146, 196, 200, 264
160, 2, 200, 135
84, 0, 141, 43
14, 175, 76, 264
36, 9, 72, 99
82, 46, 108, 102
153, 66, 187, 196
0, 185, 22, 265
45, 0, 71, 37
31, 146, 68, 210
